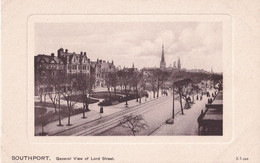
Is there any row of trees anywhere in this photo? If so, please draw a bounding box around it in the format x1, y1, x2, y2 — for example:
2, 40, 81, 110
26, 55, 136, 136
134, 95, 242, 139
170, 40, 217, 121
36, 67, 223, 134
103, 68, 222, 115
103, 68, 145, 106
36, 71, 95, 129
103, 68, 177, 105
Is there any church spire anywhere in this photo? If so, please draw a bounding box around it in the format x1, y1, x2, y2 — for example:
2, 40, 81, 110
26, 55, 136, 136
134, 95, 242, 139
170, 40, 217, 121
177, 57, 181, 70
161, 44, 165, 62
160, 44, 166, 69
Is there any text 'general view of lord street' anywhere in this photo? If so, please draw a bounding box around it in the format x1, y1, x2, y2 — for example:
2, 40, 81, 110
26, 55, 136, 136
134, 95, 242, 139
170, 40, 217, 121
34, 22, 223, 136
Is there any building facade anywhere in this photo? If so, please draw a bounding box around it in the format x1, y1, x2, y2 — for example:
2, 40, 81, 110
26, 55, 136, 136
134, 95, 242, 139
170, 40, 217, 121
57, 48, 91, 76
34, 53, 65, 95
35, 48, 116, 95
91, 59, 116, 87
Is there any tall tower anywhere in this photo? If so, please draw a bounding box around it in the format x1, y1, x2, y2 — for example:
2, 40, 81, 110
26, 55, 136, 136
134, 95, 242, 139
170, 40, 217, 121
160, 44, 166, 69
173, 61, 176, 68
177, 57, 181, 70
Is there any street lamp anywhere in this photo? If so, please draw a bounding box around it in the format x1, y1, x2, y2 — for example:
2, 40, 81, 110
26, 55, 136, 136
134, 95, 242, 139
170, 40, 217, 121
166, 84, 175, 124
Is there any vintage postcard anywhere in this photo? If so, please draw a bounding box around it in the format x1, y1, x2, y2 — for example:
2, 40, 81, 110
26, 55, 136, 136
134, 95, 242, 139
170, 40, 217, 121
2, 0, 260, 162
27, 15, 232, 144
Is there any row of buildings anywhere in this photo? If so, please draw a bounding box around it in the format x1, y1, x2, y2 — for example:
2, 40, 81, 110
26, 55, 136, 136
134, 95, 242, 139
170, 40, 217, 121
35, 45, 212, 95
35, 48, 116, 94
35, 45, 184, 95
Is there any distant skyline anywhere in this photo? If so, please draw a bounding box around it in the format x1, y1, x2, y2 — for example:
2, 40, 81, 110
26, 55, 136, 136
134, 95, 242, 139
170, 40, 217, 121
35, 22, 222, 72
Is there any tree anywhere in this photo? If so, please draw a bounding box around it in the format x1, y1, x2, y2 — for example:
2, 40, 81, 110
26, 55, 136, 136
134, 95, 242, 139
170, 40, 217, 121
103, 71, 112, 98
146, 69, 158, 98
120, 69, 134, 107
47, 71, 64, 113
210, 74, 223, 91
38, 80, 48, 104
74, 73, 92, 119
110, 72, 118, 97
35, 107, 48, 136
120, 114, 148, 136
156, 69, 170, 98
190, 84, 200, 103
46, 71, 67, 126
173, 78, 192, 114
36, 72, 49, 103
103, 71, 117, 98
116, 70, 124, 92
61, 75, 79, 126
138, 72, 146, 103
131, 70, 143, 102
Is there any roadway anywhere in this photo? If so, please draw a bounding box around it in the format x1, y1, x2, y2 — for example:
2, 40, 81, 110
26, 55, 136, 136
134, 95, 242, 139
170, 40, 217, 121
53, 95, 182, 136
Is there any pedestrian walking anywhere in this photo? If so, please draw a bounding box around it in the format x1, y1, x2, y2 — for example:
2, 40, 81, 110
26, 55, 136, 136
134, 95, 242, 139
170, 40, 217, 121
100, 106, 104, 113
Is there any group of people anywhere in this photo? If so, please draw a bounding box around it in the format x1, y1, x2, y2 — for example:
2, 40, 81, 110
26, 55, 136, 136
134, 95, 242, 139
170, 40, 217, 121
196, 94, 203, 101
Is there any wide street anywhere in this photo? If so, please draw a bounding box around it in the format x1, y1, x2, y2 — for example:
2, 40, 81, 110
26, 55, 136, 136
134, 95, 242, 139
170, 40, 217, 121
99, 92, 209, 136
53, 94, 183, 136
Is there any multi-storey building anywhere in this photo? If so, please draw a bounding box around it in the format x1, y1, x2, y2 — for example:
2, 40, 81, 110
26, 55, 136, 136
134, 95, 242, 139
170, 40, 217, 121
34, 53, 65, 95
57, 48, 91, 76
91, 59, 115, 87
35, 48, 116, 94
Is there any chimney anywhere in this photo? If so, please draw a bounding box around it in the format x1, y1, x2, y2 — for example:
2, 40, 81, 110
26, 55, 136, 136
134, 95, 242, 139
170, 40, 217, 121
65, 49, 68, 53
84, 52, 86, 56
58, 48, 64, 58
80, 51, 83, 56
51, 53, 55, 58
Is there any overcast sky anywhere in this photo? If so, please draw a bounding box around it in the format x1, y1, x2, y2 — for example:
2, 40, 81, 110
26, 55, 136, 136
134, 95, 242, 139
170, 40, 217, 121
35, 22, 222, 72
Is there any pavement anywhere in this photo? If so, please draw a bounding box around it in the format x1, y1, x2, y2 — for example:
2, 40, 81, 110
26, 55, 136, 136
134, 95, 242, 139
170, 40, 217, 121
150, 89, 215, 136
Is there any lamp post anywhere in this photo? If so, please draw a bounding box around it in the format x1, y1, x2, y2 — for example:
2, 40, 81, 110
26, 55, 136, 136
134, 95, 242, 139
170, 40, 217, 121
172, 85, 175, 119
166, 84, 175, 124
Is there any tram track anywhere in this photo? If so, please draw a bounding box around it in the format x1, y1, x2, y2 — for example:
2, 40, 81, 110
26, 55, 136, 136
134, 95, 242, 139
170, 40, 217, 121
75, 97, 171, 136
53, 96, 169, 136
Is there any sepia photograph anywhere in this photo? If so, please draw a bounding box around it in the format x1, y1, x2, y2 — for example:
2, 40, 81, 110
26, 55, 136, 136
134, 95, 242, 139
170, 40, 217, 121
2, 0, 260, 162
34, 22, 223, 136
